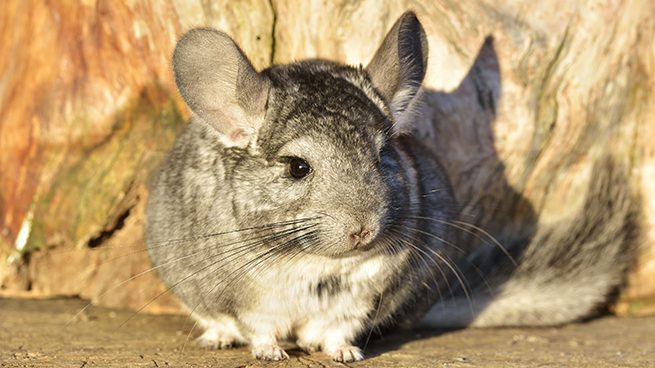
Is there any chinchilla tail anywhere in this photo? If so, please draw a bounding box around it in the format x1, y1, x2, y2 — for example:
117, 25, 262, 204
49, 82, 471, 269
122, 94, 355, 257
422, 157, 640, 328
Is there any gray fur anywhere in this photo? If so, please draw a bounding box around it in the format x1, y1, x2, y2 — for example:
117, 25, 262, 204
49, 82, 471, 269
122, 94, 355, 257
146, 11, 639, 362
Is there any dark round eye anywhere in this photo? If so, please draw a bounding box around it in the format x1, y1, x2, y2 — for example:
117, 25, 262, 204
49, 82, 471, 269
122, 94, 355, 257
288, 157, 311, 179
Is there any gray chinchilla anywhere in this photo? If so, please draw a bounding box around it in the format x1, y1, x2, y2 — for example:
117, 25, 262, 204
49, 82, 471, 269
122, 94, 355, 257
146, 11, 638, 362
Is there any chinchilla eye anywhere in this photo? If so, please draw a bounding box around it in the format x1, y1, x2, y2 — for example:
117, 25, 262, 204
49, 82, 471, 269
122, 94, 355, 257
288, 157, 311, 179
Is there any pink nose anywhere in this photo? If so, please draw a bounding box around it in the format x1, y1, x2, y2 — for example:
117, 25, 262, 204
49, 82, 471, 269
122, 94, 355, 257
348, 226, 374, 249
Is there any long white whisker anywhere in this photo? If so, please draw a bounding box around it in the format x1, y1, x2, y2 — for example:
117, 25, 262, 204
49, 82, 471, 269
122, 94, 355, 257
408, 215, 517, 266
115, 223, 318, 328
388, 226, 474, 317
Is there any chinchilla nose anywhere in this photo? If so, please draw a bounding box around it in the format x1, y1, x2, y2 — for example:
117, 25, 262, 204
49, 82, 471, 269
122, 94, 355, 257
347, 224, 377, 250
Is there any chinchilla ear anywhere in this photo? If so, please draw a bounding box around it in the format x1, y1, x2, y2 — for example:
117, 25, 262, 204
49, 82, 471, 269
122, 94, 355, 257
173, 29, 270, 147
366, 12, 428, 132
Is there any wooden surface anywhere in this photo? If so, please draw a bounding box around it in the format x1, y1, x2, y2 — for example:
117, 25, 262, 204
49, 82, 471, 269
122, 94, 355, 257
0, 1, 653, 314
1, 297, 654, 367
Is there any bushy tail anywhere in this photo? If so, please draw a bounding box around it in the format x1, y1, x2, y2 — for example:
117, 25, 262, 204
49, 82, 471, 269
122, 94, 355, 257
422, 158, 640, 328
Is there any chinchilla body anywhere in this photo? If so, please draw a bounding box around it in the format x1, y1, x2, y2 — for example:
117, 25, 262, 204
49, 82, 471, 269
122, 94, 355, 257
146, 12, 638, 362
146, 63, 456, 339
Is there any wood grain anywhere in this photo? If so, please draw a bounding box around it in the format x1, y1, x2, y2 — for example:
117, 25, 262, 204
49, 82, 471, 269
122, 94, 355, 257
0, 0, 652, 314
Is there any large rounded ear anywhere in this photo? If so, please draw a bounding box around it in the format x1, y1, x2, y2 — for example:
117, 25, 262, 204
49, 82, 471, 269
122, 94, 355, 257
366, 12, 428, 130
173, 29, 270, 147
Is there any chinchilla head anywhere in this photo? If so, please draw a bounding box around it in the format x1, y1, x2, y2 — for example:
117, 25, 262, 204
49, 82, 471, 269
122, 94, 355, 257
172, 12, 435, 257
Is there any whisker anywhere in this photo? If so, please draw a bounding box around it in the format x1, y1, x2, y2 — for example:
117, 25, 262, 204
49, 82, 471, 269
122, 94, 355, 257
178, 228, 318, 350
178, 229, 321, 340
407, 215, 517, 267
404, 225, 468, 255
221, 228, 326, 313
177, 226, 320, 337
450, 219, 517, 266
171, 224, 319, 329
99, 218, 312, 266
182, 319, 200, 353
386, 227, 450, 296
212, 229, 320, 302
45, 217, 318, 257
363, 291, 384, 355
396, 221, 494, 296
67, 221, 313, 325
147, 217, 321, 250
113, 223, 319, 328
418, 187, 447, 197
387, 226, 474, 316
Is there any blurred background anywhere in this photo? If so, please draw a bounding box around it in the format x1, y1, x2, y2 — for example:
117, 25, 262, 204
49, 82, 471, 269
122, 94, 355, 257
0, 0, 653, 316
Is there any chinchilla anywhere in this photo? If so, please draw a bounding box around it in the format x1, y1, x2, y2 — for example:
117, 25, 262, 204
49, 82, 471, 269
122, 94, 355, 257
146, 11, 638, 362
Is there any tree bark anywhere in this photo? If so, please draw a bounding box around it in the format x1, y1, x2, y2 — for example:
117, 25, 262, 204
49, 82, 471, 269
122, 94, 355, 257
1, 0, 653, 315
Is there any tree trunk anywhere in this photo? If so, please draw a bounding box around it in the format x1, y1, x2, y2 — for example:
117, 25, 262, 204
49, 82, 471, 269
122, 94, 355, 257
1, 0, 653, 315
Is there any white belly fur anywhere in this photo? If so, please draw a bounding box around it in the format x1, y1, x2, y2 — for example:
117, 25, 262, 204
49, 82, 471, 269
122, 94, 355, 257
238, 252, 391, 344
